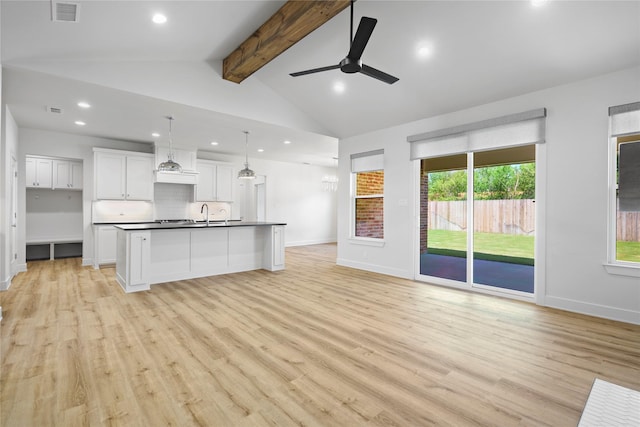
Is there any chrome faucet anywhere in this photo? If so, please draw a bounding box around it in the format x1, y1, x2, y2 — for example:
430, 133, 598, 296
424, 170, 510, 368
200, 203, 209, 225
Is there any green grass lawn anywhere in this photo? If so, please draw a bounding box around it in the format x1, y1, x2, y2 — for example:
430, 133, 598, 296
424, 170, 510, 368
427, 229, 534, 265
617, 241, 640, 263
428, 229, 640, 265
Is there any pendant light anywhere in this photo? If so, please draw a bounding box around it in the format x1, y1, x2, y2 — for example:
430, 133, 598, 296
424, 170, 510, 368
157, 116, 182, 172
238, 130, 256, 179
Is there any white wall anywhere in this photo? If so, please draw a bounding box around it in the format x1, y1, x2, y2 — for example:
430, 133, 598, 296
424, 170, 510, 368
197, 151, 338, 246
25, 189, 83, 242
1, 106, 19, 290
338, 66, 640, 325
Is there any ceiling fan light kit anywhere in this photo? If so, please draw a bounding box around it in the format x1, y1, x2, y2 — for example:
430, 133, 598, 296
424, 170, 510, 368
290, 1, 399, 84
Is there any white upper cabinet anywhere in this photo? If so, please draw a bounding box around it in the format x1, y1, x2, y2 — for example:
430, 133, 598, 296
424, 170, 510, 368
216, 164, 234, 202
53, 159, 83, 190
25, 156, 53, 188
95, 151, 126, 199
196, 160, 234, 202
94, 149, 154, 200
125, 155, 154, 200
196, 161, 216, 201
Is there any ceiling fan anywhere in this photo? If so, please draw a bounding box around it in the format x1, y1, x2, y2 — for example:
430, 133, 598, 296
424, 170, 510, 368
290, 0, 399, 85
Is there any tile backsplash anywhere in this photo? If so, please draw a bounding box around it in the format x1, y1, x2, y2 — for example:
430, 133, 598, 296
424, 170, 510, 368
189, 201, 232, 221
154, 183, 193, 220
92, 200, 154, 223
92, 183, 233, 222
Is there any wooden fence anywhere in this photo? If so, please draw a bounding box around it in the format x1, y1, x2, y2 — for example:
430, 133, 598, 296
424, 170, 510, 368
618, 211, 640, 241
429, 199, 640, 241
428, 199, 535, 236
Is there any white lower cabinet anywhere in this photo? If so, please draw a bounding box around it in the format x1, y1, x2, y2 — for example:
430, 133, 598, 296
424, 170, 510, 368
272, 225, 285, 267
116, 229, 150, 292
93, 225, 117, 268
262, 225, 285, 270
116, 224, 285, 292
128, 232, 150, 287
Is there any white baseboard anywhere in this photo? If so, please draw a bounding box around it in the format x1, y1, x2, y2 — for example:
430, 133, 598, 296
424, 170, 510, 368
0, 273, 12, 291
82, 257, 93, 267
286, 238, 337, 247
544, 295, 640, 325
16, 263, 27, 273
336, 258, 412, 280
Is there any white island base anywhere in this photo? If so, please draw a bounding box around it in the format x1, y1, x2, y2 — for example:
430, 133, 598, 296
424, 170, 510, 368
115, 224, 285, 293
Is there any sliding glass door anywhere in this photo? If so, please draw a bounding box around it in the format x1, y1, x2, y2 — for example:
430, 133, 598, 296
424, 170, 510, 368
420, 154, 468, 282
419, 146, 536, 295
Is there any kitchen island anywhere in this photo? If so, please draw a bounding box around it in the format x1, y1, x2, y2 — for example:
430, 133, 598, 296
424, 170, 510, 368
114, 221, 285, 293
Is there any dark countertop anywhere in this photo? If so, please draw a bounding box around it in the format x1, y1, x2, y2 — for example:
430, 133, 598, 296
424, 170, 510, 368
93, 221, 156, 225
114, 221, 286, 231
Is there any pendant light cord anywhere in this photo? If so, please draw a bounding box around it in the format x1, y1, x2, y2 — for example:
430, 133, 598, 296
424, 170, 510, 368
244, 131, 249, 166
168, 116, 174, 160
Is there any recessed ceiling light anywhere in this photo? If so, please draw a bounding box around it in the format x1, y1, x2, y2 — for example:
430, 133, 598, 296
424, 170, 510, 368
74, 120, 86, 126
257, 148, 264, 153
531, 0, 548, 7
152, 132, 160, 138
416, 42, 433, 60
210, 141, 219, 146
283, 140, 291, 145
77, 101, 91, 109
152, 13, 167, 24
333, 81, 345, 94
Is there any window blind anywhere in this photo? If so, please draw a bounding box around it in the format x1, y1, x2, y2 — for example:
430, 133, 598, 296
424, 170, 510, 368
610, 102, 640, 137
611, 102, 640, 211
406, 108, 546, 160
351, 149, 384, 172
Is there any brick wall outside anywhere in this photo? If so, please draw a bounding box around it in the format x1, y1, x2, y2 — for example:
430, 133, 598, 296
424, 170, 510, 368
420, 160, 429, 252
356, 198, 384, 238
355, 170, 384, 239
356, 171, 384, 196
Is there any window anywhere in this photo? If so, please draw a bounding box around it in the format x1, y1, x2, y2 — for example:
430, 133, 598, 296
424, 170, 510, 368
608, 102, 640, 273
351, 150, 384, 240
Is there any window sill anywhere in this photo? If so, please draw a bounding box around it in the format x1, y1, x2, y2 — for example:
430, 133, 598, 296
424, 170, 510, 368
348, 237, 385, 247
603, 263, 640, 278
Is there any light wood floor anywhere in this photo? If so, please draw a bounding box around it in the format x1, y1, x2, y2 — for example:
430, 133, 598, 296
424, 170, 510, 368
1, 244, 639, 426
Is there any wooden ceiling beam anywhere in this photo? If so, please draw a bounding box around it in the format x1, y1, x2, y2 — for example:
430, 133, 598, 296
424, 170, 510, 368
223, 0, 352, 84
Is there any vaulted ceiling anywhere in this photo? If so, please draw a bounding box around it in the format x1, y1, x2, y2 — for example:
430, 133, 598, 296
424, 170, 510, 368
2, 1, 639, 166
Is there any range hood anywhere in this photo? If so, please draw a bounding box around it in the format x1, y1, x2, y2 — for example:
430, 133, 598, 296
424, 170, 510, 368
154, 144, 198, 184
154, 170, 198, 185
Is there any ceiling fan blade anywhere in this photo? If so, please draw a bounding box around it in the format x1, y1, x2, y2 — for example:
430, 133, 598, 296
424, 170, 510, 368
290, 64, 340, 77
360, 64, 399, 84
347, 17, 377, 60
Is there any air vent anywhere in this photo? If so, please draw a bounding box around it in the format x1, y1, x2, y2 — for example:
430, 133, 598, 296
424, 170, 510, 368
46, 106, 64, 114
53, 2, 79, 22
